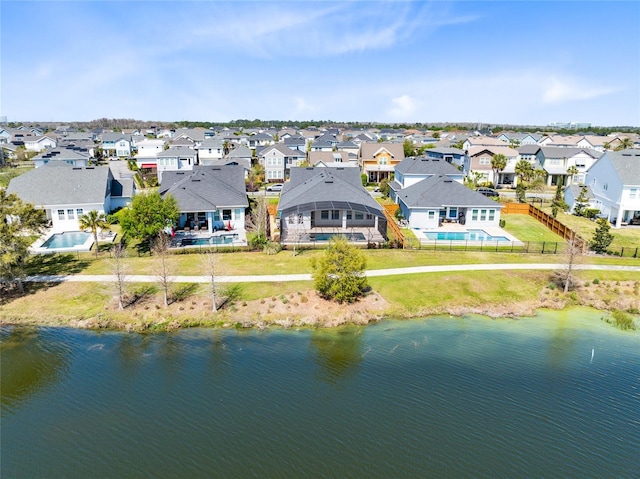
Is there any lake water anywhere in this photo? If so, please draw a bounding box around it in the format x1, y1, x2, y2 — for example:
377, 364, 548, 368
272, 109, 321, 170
2, 309, 639, 478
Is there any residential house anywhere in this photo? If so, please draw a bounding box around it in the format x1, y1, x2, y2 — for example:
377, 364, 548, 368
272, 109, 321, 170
574, 149, 640, 227
258, 144, 307, 182
156, 146, 198, 182
6, 164, 133, 232
284, 136, 307, 152
100, 133, 133, 157
225, 145, 254, 169
496, 132, 543, 146
335, 140, 360, 156
172, 128, 206, 147
24, 135, 57, 152
135, 139, 167, 169
462, 136, 508, 150
465, 146, 518, 186
197, 138, 225, 164
159, 165, 248, 235
309, 151, 358, 168
277, 167, 387, 244
394, 175, 503, 229
536, 147, 602, 186
423, 147, 467, 168
390, 156, 464, 202
358, 142, 405, 182
32, 146, 91, 168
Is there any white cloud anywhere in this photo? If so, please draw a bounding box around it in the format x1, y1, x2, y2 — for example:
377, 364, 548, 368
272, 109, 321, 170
389, 94, 418, 119
542, 77, 618, 104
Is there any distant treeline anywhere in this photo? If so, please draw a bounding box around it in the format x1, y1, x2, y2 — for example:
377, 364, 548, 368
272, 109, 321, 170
5, 118, 640, 135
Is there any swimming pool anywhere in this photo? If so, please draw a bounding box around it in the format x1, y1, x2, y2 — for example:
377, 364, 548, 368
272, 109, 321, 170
41, 232, 92, 249
180, 235, 237, 246
309, 232, 367, 241
421, 230, 510, 242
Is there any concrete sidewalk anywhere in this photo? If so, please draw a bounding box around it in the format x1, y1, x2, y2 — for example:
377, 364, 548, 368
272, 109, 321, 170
24, 263, 640, 284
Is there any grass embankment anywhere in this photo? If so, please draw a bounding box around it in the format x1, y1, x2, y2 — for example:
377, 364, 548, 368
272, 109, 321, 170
501, 214, 565, 242
4, 245, 639, 331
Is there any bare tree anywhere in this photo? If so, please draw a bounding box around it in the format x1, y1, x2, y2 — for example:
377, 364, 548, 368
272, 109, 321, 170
152, 233, 173, 307
109, 242, 129, 310
557, 233, 583, 293
246, 195, 269, 244
200, 249, 219, 312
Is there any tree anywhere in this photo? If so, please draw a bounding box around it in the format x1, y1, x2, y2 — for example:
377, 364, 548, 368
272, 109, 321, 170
551, 177, 567, 218
515, 160, 545, 203
573, 186, 590, 217
403, 140, 416, 157
120, 191, 179, 244
223, 140, 232, 156
200, 249, 219, 312
246, 196, 269, 249
379, 177, 391, 197
555, 233, 582, 293
590, 218, 614, 254
490, 154, 507, 189
566, 165, 578, 186
0, 190, 47, 293
311, 236, 368, 303
78, 210, 110, 258
614, 137, 633, 151
151, 233, 173, 307
109, 242, 129, 310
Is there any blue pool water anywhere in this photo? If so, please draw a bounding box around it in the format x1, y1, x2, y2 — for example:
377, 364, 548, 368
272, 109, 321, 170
41, 232, 92, 249
180, 235, 236, 246
310, 232, 366, 241
422, 229, 509, 241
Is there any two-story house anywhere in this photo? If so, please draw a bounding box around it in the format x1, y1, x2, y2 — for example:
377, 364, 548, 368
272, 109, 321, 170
156, 146, 198, 182
358, 142, 405, 183
258, 144, 307, 182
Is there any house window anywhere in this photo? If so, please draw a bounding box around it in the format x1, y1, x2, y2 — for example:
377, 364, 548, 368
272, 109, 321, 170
213, 211, 221, 221
234, 209, 243, 219
355, 212, 364, 220
346, 211, 352, 220
428, 211, 435, 220
489, 210, 495, 221
603, 183, 608, 191
222, 209, 232, 221
366, 214, 373, 220
378, 156, 388, 165
297, 214, 303, 224
58, 209, 65, 220
76, 209, 83, 217
331, 210, 340, 220
449, 207, 457, 218
67, 209, 75, 220
472, 209, 478, 221
630, 189, 637, 199
321, 210, 329, 220
480, 209, 487, 221
479, 157, 490, 165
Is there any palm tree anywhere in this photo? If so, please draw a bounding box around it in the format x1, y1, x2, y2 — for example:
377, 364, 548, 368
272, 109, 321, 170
566, 165, 579, 186
490, 154, 508, 189
79, 210, 109, 258
614, 137, 633, 151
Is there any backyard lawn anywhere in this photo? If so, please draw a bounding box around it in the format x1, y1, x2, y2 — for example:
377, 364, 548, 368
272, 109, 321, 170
501, 213, 565, 242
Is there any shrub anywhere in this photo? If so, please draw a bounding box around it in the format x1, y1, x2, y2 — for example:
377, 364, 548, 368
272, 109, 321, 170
499, 219, 506, 228
592, 278, 600, 284
603, 310, 636, 331
263, 241, 282, 255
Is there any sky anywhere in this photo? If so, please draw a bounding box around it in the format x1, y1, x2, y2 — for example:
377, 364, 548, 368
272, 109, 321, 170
1, 0, 639, 126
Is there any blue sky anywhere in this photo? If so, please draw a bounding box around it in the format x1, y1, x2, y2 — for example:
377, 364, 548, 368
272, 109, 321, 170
2, 1, 639, 126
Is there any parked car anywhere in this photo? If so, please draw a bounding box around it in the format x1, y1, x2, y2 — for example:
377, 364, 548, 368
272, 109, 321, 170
266, 183, 283, 192
477, 187, 499, 198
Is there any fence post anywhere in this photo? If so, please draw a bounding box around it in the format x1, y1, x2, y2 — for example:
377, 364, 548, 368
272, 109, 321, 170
542, 241, 545, 254
554, 242, 558, 254
621, 247, 624, 257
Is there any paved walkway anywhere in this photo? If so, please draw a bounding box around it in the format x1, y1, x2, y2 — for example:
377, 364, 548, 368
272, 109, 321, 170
25, 263, 640, 284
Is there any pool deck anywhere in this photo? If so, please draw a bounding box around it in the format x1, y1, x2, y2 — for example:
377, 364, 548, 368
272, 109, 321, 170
280, 226, 386, 246
171, 229, 248, 248
30, 230, 118, 254
412, 224, 523, 245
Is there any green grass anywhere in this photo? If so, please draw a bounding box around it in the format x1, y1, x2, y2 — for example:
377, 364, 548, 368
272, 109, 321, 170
0, 166, 32, 188
501, 214, 565, 242
539, 206, 640, 249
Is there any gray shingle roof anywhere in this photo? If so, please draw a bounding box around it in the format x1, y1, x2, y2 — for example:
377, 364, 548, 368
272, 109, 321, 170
602, 149, 640, 185
157, 146, 197, 158
539, 147, 602, 159
7, 164, 111, 206
278, 167, 383, 217
395, 156, 462, 176
159, 166, 248, 212
397, 175, 504, 208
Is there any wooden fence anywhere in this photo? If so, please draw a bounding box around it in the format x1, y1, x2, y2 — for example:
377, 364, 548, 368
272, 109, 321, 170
383, 204, 405, 247
503, 203, 586, 250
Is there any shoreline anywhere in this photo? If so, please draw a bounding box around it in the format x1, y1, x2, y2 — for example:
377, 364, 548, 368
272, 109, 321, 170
2, 283, 638, 333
